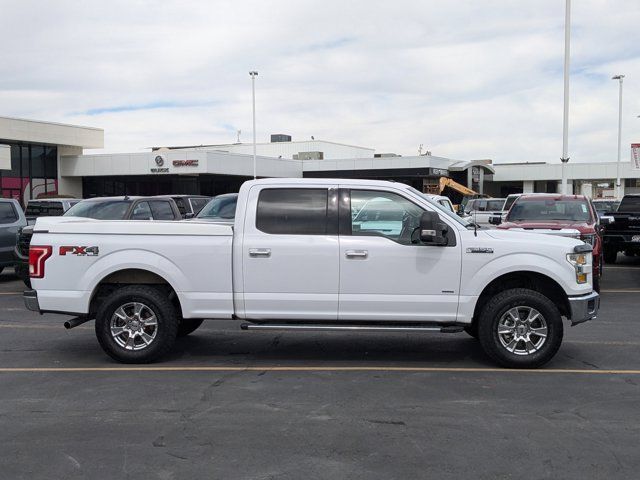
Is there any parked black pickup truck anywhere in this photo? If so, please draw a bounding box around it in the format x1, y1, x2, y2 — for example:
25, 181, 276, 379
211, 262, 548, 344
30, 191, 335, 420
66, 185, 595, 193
602, 194, 640, 264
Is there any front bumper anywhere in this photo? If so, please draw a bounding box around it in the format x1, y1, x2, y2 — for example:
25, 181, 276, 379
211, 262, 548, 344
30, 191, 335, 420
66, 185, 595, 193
568, 291, 599, 326
23, 289, 40, 313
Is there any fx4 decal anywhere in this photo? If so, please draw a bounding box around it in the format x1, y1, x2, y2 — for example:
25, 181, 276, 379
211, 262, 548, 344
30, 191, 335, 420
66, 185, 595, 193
59, 246, 99, 256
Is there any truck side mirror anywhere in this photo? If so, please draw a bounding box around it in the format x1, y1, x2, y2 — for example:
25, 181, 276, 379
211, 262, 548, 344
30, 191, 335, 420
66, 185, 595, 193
489, 215, 502, 225
599, 215, 613, 225
184, 212, 195, 219
420, 211, 448, 246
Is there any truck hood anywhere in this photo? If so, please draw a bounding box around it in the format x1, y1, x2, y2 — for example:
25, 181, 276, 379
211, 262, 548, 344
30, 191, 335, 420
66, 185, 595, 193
483, 228, 584, 250
498, 220, 594, 234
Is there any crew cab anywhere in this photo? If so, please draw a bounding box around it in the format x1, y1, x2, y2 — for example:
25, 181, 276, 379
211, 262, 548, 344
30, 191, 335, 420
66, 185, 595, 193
601, 194, 640, 263
23, 179, 599, 368
494, 194, 603, 291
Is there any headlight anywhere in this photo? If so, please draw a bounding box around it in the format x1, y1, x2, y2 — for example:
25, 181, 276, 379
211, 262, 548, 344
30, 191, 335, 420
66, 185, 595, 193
567, 253, 591, 284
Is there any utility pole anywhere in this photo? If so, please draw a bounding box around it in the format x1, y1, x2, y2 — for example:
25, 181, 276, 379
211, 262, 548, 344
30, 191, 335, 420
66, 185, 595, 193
560, 0, 571, 194
612, 75, 625, 199
249, 71, 258, 179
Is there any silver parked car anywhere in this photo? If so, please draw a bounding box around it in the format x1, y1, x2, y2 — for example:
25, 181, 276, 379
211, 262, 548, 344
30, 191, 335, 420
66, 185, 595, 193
0, 199, 27, 275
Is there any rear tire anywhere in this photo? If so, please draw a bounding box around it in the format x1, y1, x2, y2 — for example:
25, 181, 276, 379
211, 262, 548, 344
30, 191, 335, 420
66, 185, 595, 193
177, 319, 204, 337
603, 247, 617, 264
478, 288, 563, 369
95, 285, 178, 363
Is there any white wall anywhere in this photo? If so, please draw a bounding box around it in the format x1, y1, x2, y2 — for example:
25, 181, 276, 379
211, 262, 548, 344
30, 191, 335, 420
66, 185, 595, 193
0, 116, 103, 148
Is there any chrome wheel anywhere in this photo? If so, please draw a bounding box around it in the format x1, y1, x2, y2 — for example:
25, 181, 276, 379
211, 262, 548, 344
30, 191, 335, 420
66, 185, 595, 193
497, 306, 547, 356
109, 302, 158, 351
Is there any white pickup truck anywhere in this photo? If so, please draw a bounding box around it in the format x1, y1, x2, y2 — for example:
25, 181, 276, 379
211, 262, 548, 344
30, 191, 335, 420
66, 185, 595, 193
24, 179, 599, 368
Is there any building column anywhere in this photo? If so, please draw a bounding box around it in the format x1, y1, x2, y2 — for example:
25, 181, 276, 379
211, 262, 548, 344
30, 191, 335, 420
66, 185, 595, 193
57, 146, 83, 198
523, 180, 534, 193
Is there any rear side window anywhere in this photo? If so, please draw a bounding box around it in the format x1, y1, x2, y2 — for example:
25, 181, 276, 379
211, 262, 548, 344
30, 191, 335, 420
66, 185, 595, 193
150, 201, 176, 220
487, 200, 505, 211
256, 189, 328, 235
0, 203, 18, 224
172, 198, 187, 216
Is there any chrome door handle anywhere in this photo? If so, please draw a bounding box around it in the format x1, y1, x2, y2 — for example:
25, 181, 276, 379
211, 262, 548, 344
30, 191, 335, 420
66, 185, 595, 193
345, 250, 368, 258
249, 248, 271, 258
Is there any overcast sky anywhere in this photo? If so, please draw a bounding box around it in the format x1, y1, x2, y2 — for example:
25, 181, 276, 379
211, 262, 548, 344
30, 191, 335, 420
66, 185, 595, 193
1, 0, 639, 163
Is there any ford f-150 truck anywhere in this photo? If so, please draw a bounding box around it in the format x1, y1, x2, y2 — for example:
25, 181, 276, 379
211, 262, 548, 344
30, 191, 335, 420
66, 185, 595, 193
23, 179, 599, 368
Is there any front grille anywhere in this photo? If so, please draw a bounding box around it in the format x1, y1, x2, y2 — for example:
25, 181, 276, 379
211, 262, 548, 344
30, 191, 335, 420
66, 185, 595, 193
18, 231, 32, 257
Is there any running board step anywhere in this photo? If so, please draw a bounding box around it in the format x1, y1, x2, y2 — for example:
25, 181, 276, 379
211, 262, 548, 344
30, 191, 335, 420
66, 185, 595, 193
241, 323, 464, 333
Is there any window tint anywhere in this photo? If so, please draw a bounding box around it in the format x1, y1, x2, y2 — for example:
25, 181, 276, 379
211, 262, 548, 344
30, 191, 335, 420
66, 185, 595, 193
0, 203, 18, 224
256, 189, 328, 235
487, 200, 505, 211
150, 201, 176, 220
350, 190, 424, 245
197, 194, 238, 220
172, 198, 187, 216
618, 196, 640, 213
131, 202, 152, 220
190, 198, 209, 213
25, 202, 64, 217
65, 200, 131, 220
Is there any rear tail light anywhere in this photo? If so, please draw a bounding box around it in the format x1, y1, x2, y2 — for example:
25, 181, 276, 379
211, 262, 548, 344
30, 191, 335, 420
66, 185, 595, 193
29, 245, 52, 278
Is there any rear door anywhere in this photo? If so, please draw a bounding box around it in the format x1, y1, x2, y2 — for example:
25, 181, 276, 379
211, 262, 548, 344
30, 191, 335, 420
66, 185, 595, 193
241, 184, 339, 320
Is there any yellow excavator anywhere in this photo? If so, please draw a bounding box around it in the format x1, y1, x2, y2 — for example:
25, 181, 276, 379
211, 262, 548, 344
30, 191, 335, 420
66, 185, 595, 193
424, 177, 488, 213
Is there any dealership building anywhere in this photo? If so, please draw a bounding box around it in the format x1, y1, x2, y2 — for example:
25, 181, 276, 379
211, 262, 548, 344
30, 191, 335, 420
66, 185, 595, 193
1, 115, 638, 206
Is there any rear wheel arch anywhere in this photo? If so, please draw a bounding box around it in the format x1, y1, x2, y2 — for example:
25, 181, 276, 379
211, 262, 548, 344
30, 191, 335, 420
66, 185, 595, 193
89, 268, 183, 319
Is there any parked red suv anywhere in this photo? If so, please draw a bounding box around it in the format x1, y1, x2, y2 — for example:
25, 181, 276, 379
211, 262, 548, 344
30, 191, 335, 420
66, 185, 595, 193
494, 194, 602, 291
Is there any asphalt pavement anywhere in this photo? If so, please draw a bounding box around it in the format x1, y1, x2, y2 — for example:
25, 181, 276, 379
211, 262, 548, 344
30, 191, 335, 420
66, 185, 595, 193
0, 255, 638, 479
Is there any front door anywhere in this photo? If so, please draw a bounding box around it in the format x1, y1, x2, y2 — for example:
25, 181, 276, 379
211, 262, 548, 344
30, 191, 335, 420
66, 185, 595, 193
242, 185, 339, 320
338, 188, 462, 322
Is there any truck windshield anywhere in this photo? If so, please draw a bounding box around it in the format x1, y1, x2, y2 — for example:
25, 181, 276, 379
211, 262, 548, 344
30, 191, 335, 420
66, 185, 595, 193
197, 194, 238, 220
617, 196, 640, 213
507, 199, 592, 222
65, 200, 131, 220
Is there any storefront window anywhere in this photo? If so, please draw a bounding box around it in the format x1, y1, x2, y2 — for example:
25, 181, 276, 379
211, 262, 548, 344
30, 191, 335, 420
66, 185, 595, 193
0, 142, 58, 206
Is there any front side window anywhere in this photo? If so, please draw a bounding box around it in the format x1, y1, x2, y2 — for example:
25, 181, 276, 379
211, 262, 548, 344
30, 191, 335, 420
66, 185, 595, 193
256, 188, 328, 235
189, 198, 209, 214
150, 201, 176, 220
0, 203, 18, 224
350, 190, 424, 245
131, 202, 152, 220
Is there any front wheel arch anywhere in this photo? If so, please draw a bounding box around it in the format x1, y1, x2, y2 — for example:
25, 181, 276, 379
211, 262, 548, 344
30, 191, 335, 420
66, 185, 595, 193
471, 271, 570, 331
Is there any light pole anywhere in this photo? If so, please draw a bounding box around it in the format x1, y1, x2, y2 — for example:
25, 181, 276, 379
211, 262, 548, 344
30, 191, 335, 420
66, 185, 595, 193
249, 71, 258, 179
560, 0, 571, 194
612, 74, 624, 199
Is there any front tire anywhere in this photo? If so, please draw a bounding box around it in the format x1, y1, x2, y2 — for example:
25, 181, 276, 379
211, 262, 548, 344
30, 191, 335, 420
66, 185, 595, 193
95, 285, 178, 363
478, 288, 563, 368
